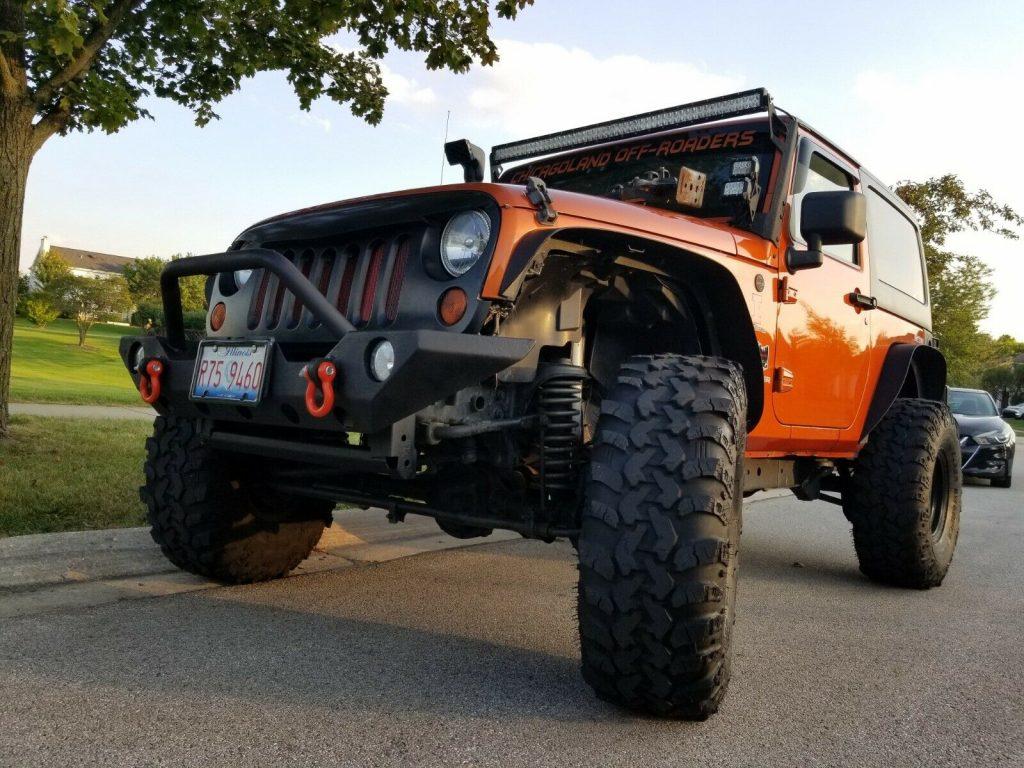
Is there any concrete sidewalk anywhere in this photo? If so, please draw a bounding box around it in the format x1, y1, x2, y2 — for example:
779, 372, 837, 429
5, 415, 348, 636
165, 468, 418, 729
10, 402, 155, 420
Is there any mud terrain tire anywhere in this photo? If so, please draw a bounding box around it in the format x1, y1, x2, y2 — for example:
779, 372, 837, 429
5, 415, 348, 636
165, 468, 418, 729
577, 354, 746, 719
843, 399, 961, 589
141, 415, 332, 583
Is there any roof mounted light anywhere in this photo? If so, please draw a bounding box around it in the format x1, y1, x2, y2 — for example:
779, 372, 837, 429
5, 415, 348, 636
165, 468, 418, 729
490, 88, 772, 175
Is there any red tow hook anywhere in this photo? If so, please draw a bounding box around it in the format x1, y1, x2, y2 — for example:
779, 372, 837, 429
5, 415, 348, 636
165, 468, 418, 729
138, 358, 165, 404
302, 358, 337, 418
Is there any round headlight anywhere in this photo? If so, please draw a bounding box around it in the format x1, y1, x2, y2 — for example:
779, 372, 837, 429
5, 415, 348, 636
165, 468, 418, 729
370, 340, 395, 382
234, 269, 253, 288
440, 210, 490, 276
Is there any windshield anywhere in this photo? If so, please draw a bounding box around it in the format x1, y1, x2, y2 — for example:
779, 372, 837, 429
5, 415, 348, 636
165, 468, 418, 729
499, 122, 775, 224
948, 390, 998, 416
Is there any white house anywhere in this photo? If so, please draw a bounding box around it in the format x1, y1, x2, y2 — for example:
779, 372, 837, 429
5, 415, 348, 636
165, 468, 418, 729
29, 236, 135, 286
28, 236, 137, 321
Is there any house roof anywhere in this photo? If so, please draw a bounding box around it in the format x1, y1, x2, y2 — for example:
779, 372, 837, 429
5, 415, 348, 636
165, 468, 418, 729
49, 245, 134, 275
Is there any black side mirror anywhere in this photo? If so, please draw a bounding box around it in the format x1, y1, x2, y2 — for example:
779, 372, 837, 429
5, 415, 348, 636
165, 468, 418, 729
787, 190, 867, 272
444, 139, 486, 183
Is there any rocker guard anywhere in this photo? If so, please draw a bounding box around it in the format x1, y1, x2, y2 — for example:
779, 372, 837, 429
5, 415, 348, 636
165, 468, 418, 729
126, 249, 534, 433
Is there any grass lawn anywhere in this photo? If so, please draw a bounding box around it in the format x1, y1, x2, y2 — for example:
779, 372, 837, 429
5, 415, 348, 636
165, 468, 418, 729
11, 317, 140, 404
0, 415, 151, 537
1009, 418, 1024, 435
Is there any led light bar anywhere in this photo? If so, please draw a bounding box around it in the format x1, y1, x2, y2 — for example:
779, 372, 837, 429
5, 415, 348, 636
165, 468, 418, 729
491, 88, 772, 170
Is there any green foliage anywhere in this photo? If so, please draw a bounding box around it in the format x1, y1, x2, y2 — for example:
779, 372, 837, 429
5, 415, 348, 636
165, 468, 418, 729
981, 364, 1024, 409
170, 253, 208, 312
4, 0, 533, 137
894, 175, 1022, 387
131, 300, 205, 331
121, 254, 164, 305
14, 273, 31, 316
30, 248, 70, 289
976, 334, 1024, 407
123, 254, 206, 311
50, 273, 132, 345
23, 294, 59, 326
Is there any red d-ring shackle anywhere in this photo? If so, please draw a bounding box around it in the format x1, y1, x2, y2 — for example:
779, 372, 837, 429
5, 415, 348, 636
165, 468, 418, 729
138, 358, 164, 404
303, 359, 337, 418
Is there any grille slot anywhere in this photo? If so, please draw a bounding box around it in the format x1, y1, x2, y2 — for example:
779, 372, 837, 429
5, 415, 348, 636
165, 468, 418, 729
247, 234, 413, 334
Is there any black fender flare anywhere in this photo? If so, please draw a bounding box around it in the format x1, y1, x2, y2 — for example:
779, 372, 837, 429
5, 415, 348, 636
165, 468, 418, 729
499, 227, 765, 430
860, 343, 947, 440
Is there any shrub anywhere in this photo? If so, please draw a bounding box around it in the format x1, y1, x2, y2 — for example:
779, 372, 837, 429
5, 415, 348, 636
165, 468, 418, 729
24, 296, 60, 327
132, 302, 206, 333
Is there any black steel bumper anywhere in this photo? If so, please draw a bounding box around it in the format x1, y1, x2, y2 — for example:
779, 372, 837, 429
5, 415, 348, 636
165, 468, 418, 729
120, 248, 534, 436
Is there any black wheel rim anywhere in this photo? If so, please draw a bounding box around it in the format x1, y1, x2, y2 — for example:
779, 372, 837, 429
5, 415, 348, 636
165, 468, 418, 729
929, 452, 950, 542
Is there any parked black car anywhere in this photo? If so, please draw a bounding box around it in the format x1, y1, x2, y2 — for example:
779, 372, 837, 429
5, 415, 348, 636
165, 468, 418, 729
948, 387, 1016, 488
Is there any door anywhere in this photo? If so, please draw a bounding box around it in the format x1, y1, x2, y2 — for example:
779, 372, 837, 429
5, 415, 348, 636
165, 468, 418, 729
772, 140, 872, 429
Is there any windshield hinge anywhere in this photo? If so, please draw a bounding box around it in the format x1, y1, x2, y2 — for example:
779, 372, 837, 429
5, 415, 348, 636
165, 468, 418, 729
525, 177, 558, 224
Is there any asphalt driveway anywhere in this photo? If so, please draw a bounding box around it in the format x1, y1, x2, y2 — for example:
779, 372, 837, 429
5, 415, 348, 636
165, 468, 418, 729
0, 468, 1021, 767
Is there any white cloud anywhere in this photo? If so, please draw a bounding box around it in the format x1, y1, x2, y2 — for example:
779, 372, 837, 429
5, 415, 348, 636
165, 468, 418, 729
850, 60, 1024, 337
290, 112, 332, 133
380, 63, 437, 106
463, 40, 742, 139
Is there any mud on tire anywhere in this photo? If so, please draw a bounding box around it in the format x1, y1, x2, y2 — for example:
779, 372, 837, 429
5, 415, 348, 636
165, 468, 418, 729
577, 354, 746, 719
843, 398, 961, 589
141, 415, 332, 583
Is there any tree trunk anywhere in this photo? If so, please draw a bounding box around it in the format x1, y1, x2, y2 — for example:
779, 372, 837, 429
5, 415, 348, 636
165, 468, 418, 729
0, 98, 35, 439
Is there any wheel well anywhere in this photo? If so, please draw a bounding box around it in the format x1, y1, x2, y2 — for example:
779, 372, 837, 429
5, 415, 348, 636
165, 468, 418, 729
861, 343, 947, 440
501, 228, 765, 429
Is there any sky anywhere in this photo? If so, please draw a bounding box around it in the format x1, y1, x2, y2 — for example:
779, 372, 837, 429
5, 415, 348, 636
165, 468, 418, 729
19, 0, 1024, 337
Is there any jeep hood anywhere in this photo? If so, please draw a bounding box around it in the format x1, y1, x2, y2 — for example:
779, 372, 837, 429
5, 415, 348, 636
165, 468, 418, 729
239, 183, 742, 258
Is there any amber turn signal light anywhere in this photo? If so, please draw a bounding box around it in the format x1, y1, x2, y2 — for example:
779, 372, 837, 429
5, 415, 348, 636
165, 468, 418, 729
438, 287, 468, 326
210, 301, 227, 331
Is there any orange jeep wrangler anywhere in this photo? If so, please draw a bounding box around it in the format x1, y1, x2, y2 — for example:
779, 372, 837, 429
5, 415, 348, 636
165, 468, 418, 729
122, 88, 960, 718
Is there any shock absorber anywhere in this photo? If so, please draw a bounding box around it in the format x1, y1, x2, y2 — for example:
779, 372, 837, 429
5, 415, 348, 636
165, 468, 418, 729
537, 364, 587, 501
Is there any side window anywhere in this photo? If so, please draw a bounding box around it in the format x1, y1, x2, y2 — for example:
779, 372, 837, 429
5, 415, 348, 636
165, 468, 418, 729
792, 152, 857, 264
865, 188, 926, 302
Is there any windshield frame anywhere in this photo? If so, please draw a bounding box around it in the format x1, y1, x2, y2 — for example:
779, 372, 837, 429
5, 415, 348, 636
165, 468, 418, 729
497, 118, 781, 236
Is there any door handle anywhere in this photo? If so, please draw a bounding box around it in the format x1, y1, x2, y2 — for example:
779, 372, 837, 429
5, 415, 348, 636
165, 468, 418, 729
848, 291, 877, 310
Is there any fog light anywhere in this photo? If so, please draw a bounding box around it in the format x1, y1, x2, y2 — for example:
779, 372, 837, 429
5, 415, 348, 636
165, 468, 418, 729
370, 340, 395, 381
438, 287, 468, 326
131, 344, 145, 373
210, 301, 227, 331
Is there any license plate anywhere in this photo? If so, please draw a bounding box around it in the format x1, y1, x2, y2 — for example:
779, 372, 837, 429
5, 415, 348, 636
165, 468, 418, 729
191, 341, 271, 404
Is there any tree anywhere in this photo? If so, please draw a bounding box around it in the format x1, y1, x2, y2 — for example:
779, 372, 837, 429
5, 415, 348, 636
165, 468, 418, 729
29, 247, 70, 290
895, 175, 1023, 387
0, 1, 532, 437
51, 274, 132, 345
121, 254, 164, 305
23, 294, 58, 326
13, 270, 29, 314
171, 254, 207, 312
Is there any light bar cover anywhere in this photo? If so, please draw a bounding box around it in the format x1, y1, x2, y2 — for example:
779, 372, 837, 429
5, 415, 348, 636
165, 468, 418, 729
491, 88, 771, 167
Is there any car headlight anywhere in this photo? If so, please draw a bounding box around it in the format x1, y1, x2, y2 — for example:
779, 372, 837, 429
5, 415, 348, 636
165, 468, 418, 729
440, 210, 490, 276
234, 269, 253, 288
974, 429, 1013, 445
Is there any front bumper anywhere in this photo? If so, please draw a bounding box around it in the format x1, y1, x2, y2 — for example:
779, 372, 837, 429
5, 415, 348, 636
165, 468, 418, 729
121, 248, 534, 469
961, 442, 1014, 477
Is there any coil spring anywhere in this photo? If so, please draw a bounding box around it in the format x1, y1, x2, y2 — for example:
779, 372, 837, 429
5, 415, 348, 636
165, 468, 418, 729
538, 375, 585, 495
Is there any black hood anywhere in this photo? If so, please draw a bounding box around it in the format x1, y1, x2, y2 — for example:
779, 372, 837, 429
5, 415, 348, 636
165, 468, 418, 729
953, 414, 1008, 436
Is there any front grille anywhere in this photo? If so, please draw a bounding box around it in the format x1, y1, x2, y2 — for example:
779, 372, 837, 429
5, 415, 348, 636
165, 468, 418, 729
247, 233, 414, 333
